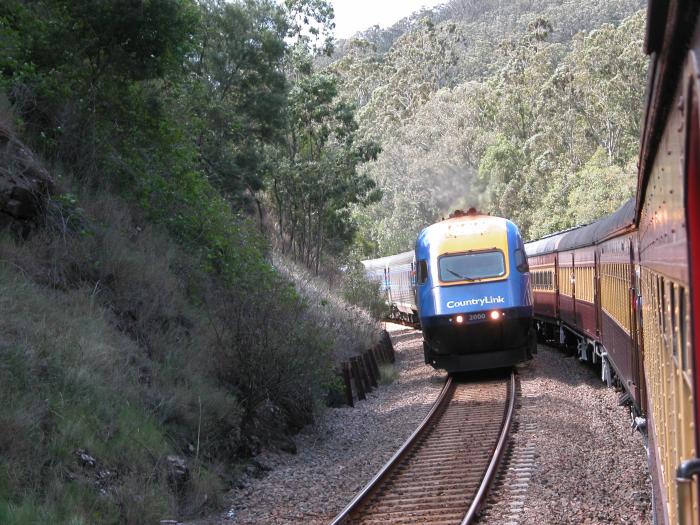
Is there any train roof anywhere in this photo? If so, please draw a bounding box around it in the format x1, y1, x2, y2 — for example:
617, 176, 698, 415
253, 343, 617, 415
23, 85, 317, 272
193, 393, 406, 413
524, 230, 570, 257
362, 250, 413, 270
592, 198, 636, 241
525, 198, 635, 255
417, 214, 513, 241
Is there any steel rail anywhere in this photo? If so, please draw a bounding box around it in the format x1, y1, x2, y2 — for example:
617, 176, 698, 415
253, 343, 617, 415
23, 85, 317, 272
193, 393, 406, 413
460, 370, 516, 524
328, 375, 454, 525
328, 370, 516, 525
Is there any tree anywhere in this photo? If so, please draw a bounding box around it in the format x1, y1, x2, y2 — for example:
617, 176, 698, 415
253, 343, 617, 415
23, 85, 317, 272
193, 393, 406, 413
183, 0, 288, 202
0, 0, 199, 175
268, 71, 380, 271
339, 4, 646, 249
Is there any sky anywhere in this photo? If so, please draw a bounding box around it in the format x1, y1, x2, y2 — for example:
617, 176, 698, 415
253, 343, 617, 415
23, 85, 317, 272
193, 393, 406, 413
331, 0, 445, 39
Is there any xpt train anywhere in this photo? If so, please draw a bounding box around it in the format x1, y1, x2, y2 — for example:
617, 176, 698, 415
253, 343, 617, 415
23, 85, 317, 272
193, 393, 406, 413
363, 209, 535, 372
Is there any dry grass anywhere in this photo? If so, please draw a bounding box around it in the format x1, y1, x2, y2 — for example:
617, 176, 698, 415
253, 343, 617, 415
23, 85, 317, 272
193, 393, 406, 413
378, 363, 400, 384
0, 262, 173, 524
272, 252, 379, 362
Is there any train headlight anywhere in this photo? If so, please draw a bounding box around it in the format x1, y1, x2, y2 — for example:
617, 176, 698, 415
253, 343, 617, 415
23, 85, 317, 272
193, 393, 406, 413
490, 311, 501, 320
455, 315, 464, 324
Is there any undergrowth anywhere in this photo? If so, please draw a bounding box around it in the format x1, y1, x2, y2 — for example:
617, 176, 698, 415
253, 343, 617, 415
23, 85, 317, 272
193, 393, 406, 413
273, 253, 379, 362
378, 363, 400, 385
0, 175, 339, 523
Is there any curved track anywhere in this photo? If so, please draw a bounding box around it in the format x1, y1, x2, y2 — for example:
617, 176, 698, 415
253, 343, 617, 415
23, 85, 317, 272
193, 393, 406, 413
329, 371, 516, 525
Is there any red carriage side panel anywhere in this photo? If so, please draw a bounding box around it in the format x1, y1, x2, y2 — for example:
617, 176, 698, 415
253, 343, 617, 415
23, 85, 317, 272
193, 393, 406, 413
689, 71, 700, 459
598, 234, 638, 403
684, 69, 700, 521
572, 246, 597, 340
558, 251, 576, 329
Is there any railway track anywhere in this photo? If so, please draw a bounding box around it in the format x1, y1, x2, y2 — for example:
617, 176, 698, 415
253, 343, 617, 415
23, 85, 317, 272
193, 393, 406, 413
329, 371, 516, 525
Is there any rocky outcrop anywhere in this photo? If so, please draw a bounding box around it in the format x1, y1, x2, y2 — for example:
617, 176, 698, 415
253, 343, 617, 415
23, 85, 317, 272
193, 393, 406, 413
0, 118, 56, 236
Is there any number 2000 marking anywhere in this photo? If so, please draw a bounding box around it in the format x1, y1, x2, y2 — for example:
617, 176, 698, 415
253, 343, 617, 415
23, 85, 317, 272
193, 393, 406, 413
469, 313, 486, 321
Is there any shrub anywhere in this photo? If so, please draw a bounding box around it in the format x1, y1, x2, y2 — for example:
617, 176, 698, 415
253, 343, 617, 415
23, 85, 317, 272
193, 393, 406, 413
341, 259, 389, 321
273, 254, 379, 362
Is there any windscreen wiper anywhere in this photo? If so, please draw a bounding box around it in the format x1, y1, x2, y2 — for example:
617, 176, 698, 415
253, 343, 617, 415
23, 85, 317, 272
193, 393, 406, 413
446, 268, 475, 281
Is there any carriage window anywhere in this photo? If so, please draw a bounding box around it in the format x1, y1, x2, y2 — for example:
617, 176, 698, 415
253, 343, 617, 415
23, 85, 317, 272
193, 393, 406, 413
417, 260, 428, 285
670, 282, 678, 364
515, 238, 529, 273
680, 286, 690, 374
438, 250, 506, 282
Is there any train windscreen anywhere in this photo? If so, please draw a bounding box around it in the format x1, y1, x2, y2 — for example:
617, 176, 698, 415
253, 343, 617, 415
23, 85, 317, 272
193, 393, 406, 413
438, 250, 506, 282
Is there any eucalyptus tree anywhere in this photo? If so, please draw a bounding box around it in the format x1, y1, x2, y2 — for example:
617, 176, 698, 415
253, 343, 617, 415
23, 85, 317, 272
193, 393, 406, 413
183, 0, 288, 204
268, 70, 380, 271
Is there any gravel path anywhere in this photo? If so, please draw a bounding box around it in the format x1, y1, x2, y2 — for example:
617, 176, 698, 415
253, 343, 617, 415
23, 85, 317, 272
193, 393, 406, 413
191, 331, 651, 525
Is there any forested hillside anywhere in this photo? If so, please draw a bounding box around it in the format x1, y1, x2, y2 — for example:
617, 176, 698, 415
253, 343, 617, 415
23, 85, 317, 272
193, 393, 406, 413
0, 1, 379, 523
330, 0, 647, 255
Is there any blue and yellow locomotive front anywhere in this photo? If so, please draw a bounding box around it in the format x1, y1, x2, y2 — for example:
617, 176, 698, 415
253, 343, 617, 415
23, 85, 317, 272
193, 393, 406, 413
416, 213, 534, 372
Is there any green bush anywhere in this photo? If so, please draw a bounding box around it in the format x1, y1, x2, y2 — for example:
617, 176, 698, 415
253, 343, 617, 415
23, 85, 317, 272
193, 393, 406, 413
341, 259, 389, 321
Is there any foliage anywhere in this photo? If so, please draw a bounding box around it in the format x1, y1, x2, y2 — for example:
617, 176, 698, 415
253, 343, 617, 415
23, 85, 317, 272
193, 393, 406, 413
341, 259, 389, 321
337, 3, 646, 255
0, 0, 383, 522
266, 59, 381, 272
0, 177, 343, 522
184, 0, 288, 201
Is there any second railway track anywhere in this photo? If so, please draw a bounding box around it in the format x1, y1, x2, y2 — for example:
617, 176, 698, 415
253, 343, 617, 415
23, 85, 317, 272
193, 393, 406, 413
330, 371, 516, 525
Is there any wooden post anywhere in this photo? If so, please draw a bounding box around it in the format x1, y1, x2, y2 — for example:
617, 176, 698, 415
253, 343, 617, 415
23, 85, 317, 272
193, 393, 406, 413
342, 361, 354, 407
381, 330, 395, 363
350, 357, 366, 401
376, 345, 386, 366
364, 352, 378, 388
373, 343, 385, 364
368, 348, 380, 381
356, 355, 372, 393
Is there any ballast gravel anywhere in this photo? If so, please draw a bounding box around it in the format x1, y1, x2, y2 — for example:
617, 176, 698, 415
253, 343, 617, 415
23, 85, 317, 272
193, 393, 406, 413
190, 328, 651, 525
479, 345, 652, 524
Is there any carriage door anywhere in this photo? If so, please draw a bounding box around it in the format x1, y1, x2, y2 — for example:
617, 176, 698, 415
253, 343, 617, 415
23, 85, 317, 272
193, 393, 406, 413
628, 237, 643, 409
630, 238, 646, 414
554, 253, 560, 319
383, 267, 391, 304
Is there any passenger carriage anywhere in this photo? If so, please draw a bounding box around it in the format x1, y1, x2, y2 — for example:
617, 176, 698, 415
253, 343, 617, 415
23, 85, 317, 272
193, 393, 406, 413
362, 251, 418, 324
